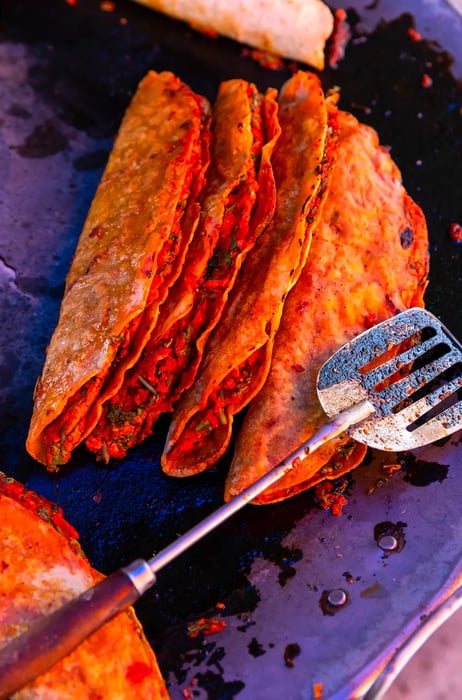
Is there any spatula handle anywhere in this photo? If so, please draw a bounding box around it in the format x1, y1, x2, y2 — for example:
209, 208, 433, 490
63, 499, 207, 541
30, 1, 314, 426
305, 398, 375, 453
0, 401, 375, 699
0, 559, 155, 700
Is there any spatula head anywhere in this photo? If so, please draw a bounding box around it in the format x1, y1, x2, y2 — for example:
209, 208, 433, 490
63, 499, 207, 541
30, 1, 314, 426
317, 308, 462, 451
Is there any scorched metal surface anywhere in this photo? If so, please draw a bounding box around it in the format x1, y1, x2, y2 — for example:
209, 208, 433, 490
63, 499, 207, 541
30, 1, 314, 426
0, 1, 462, 698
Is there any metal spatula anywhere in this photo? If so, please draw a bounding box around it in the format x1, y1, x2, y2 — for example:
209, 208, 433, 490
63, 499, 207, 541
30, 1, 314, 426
0, 308, 461, 699
317, 306, 462, 451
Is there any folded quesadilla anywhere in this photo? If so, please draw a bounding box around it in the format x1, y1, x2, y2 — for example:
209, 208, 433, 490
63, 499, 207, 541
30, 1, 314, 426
27, 71, 211, 468
225, 108, 429, 504
133, 0, 334, 69
162, 71, 338, 477
0, 473, 169, 698
85, 80, 280, 461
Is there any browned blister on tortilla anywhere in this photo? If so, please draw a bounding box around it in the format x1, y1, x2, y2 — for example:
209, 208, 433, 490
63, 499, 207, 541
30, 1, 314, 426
225, 108, 429, 504
162, 71, 337, 477
26, 71, 211, 468
84, 81, 280, 461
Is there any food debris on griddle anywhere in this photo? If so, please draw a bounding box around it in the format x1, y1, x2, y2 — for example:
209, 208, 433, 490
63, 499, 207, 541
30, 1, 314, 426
283, 642, 301, 668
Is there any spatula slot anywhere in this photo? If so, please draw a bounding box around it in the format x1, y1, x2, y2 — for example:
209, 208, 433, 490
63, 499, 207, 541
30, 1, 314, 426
400, 359, 461, 406
393, 361, 462, 428
357, 325, 436, 377
371, 340, 452, 394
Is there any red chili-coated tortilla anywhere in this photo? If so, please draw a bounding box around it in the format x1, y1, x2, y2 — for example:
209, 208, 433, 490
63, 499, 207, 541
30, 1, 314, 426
225, 108, 429, 504
162, 71, 337, 477
0, 473, 169, 698
85, 81, 280, 461
26, 71, 211, 469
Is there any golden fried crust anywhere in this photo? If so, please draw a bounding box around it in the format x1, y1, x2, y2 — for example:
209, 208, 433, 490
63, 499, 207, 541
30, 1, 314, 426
162, 71, 335, 476
27, 71, 211, 467
83, 81, 279, 461
133, 0, 334, 69
0, 477, 169, 699
226, 109, 429, 504
82, 79, 272, 457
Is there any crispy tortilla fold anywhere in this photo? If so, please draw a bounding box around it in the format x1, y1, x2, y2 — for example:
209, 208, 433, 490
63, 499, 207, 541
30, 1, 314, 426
133, 0, 333, 69
225, 108, 429, 505
27, 71, 211, 468
162, 71, 337, 477
85, 81, 280, 461
0, 473, 169, 699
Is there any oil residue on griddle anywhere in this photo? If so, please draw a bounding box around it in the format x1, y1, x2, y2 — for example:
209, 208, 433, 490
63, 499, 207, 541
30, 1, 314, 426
73, 148, 109, 171
236, 613, 256, 633
342, 571, 356, 584
207, 645, 226, 674
402, 453, 449, 486
284, 642, 301, 668
360, 581, 386, 599
248, 637, 266, 657
192, 670, 245, 700
13, 122, 68, 158
273, 544, 303, 587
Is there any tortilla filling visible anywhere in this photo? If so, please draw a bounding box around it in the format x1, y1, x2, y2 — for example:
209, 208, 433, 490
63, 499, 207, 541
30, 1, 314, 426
85, 91, 264, 460
41, 130, 205, 469
164, 101, 338, 475
170, 347, 265, 462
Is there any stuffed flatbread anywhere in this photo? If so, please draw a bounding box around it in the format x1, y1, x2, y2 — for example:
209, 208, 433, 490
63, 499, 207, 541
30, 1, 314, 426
85, 80, 280, 460
27, 71, 211, 468
162, 71, 338, 476
0, 473, 169, 698
225, 109, 429, 504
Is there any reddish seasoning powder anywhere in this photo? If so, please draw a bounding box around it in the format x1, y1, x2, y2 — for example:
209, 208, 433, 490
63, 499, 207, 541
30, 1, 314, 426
242, 48, 285, 70
313, 682, 324, 699
449, 222, 462, 242
421, 73, 433, 88
328, 8, 351, 68
125, 661, 153, 684
189, 22, 218, 38
408, 27, 422, 41
187, 617, 227, 638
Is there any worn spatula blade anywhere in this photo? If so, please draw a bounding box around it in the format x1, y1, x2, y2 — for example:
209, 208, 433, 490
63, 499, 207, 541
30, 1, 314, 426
317, 307, 462, 451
